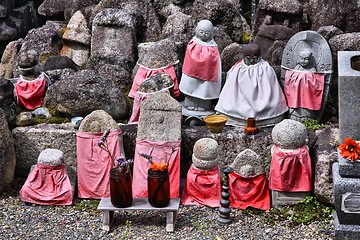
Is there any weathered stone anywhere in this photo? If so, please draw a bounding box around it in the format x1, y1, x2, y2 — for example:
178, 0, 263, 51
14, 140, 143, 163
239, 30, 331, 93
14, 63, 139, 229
63, 10, 91, 45
37, 148, 64, 166
38, 0, 65, 17
254, 25, 296, 65
220, 42, 242, 72
12, 123, 77, 176
0, 39, 23, 79
162, 12, 193, 37
137, 91, 182, 142
192, 138, 218, 170
96, 64, 131, 94
90, 8, 136, 70
313, 126, 339, 206
230, 149, 264, 175
137, 38, 179, 69
317, 25, 344, 41
43, 55, 79, 72
192, 0, 251, 43
0, 108, 16, 194
0, 78, 17, 128
16, 112, 32, 126
60, 44, 89, 67
138, 73, 174, 93
329, 33, 360, 62
78, 109, 119, 133
272, 119, 308, 149
44, 70, 129, 121
252, 0, 302, 39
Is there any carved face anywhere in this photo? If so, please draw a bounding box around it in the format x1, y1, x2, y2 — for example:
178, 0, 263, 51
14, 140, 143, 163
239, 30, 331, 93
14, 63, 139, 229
298, 50, 312, 68
195, 20, 214, 42
243, 55, 260, 65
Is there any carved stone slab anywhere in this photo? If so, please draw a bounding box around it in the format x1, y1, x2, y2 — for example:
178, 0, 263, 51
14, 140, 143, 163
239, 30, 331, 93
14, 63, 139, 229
281, 30, 333, 121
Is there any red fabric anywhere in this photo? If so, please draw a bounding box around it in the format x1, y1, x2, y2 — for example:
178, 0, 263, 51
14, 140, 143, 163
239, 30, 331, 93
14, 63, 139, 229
182, 39, 220, 82
76, 129, 122, 199
15, 73, 47, 110
128, 65, 180, 99
20, 164, 73, 205
284, 70, 325, 110
269, 145, 312, 192
229, 172, 270, 210
181, 166, 221, 207
132, 139, 181, 198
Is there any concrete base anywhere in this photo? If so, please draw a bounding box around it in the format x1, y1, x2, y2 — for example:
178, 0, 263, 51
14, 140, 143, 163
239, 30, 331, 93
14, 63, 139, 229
334, 212, 360, 240
271, 190, 311, 207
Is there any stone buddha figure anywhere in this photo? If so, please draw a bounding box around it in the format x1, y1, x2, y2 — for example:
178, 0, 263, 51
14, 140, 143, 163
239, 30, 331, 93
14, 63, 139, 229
281, 30, 333, 121
179, 19, 222, 125
215, 43, 288, 127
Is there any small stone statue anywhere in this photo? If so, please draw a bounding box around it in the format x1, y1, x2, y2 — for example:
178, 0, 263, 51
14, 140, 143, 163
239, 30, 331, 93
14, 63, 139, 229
215, 43, 288, 127
181, 138, 222, 207
269, 119, 312, 205
15, 50, 50, 110
281, 30, 333, 121
179, 19, 222, 123
20, 148, 74, 205
228, 149, 270, 210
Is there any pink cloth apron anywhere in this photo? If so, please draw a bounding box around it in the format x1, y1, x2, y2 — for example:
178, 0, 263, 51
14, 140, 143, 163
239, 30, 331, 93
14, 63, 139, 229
20, 164, 73, 205
15, 73, 46, 110
181, 166, 221, 207
76, 129, 122, 199
128, 64, 180, 99
229, 171, 270, 210
182, 39, 220, 82
132, 139, 181, 198
269, 145, 312, 192
284, 70, 325, 110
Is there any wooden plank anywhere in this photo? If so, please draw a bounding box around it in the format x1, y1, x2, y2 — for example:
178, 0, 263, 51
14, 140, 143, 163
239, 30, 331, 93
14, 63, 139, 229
97, 198, 180, 211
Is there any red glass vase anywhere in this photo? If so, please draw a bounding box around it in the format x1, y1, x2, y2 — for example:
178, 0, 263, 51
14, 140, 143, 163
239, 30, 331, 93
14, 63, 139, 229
110, 168, 133, 208
147, 169, 170, 207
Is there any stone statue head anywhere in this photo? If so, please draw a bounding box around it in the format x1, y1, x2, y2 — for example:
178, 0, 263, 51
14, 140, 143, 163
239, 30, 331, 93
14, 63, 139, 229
295, 49, 316, 71
17, 50, 41, 77
242, 43, 261, 66
195, 20, 214, 42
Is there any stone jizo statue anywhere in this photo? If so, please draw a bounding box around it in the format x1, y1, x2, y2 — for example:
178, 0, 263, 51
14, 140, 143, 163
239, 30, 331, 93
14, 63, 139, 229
294, 49, 316, 72
215, 43, 288, 127
281, 30, 333, 121
179, 19, 222, 123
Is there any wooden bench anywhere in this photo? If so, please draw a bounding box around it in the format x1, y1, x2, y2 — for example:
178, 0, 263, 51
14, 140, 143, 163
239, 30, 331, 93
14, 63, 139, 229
97, 198, 180, 232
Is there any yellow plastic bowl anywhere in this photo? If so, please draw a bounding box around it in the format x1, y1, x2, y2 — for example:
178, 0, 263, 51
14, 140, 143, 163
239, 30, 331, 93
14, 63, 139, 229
203, 115, 228, 133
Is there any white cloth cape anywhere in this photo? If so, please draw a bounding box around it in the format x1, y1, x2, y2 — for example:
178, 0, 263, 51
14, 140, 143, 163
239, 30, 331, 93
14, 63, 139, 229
215, 59, 288, 121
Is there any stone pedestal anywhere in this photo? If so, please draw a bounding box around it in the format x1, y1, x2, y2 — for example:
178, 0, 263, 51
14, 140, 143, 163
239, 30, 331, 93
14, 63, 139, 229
338, 51, 360, 142
333, 162, 360, 239
271, 190, 310, 207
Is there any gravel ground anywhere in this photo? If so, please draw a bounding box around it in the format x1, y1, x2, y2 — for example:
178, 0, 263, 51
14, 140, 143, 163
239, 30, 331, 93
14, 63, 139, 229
0, 177, 334, 240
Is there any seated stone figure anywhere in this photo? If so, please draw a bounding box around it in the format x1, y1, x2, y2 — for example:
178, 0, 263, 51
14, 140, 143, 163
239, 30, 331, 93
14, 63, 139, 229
179, 19, 222, 121
228, 149, 270, 211
281, 30, 333, 121
215, 43, 288, 127
181, 138, 221, 207
283, 49, 325, 120
269, 119, 312, 195
15, 50, 50, 110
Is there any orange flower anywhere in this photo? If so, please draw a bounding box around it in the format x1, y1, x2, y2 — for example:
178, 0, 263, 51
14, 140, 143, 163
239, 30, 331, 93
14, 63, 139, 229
150, 162, 168, 171
339, 138, 360, 161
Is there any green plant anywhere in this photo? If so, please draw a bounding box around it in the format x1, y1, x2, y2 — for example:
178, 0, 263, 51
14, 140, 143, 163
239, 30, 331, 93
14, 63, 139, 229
242, 196, 333, 226
119, 220, 132, 240
74, 199, 99, 212
301, 118, 325, 130
288, 196, 333, 225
